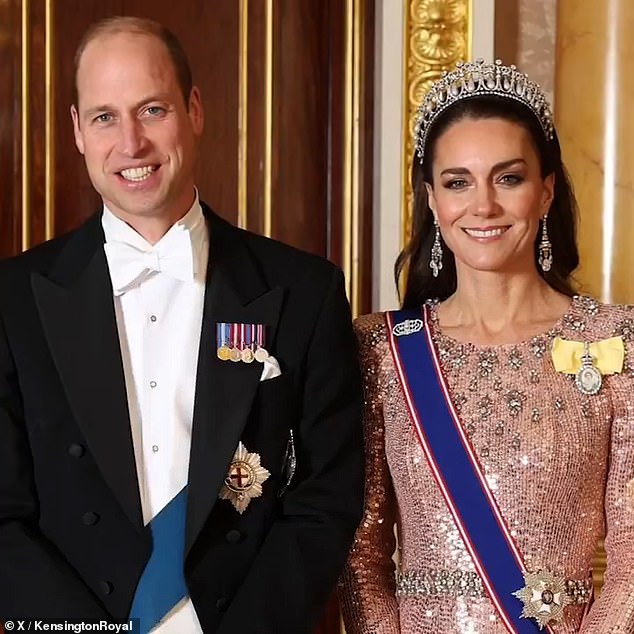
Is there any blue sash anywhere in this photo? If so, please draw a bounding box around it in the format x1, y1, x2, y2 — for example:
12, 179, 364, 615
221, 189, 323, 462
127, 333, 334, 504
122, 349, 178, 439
387, 307, 544, 634
129, 486, 189, 633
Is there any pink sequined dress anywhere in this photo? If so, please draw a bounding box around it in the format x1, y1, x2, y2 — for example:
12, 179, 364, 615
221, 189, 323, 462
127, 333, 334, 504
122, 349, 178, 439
339, 297, 634, 633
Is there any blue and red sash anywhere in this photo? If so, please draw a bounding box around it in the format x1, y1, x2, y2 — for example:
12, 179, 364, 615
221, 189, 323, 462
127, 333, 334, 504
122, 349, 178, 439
386, 306, 550, 634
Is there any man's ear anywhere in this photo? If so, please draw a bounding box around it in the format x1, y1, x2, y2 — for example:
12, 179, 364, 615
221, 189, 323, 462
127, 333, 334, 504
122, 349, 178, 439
70, 104, 85, 155
188, 86, 204, 137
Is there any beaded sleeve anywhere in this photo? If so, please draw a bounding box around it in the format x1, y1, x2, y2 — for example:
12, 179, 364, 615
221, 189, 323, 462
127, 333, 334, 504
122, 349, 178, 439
580, 328, 634, 633
339, 314, 400, 633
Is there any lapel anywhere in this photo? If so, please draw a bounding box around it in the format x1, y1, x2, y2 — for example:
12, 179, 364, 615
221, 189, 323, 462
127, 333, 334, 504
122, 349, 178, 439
185, 206, 284, 553
31, 214, 143, 531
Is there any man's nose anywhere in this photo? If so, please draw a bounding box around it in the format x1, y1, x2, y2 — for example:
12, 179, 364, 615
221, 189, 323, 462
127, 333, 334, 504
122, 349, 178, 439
117, 117, 147, 157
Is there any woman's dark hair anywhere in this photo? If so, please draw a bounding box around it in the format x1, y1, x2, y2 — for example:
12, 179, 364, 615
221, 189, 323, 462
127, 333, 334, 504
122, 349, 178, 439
395, 95, 579, 308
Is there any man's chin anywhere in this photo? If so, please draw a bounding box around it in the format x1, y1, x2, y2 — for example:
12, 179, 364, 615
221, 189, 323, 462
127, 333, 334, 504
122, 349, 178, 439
101, 193, 168, 219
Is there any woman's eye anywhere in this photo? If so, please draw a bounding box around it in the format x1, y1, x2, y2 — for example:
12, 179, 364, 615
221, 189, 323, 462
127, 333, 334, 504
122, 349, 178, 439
500, 173, 523, 185
445, 179, 467, 190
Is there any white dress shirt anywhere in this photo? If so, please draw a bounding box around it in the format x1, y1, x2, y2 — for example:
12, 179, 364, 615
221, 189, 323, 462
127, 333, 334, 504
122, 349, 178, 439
102, 196, 207, 633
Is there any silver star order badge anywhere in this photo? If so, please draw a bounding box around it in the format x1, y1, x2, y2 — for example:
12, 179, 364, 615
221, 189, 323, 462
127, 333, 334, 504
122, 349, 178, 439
513, 570, 572, 629
219, 442, 270, 514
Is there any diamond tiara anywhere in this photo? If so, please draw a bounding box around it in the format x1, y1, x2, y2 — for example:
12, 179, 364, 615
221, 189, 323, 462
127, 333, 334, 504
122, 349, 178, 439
414, 59, 555, 162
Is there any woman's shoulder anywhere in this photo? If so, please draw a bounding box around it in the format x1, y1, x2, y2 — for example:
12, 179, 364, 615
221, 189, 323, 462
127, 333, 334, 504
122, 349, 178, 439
353, 312, 393, 379
354, 312, 400, 356
572, 296, 634, 339
353, 311, 388, 346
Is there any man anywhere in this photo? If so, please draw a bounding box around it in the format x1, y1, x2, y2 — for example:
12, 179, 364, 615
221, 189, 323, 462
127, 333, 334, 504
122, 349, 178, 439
0, 16, 363, 633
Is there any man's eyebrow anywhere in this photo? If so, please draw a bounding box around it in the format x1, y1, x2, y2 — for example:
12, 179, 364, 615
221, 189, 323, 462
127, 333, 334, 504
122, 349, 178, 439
82, 105, 115, 120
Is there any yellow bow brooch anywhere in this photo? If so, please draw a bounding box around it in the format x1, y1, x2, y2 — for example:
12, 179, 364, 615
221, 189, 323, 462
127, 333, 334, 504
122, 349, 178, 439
551, 336, 624, 395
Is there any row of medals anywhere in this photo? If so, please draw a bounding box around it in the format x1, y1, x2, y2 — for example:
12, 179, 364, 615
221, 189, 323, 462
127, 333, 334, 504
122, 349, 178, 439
217, 344, 269, 364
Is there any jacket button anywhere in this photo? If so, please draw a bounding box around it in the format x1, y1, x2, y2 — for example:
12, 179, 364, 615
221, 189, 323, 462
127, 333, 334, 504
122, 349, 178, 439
68, 443, 85, 458
82, 512, 100, 526
215, 597, 228, 612
99, 581, 113, 595
225, 529, 242, 544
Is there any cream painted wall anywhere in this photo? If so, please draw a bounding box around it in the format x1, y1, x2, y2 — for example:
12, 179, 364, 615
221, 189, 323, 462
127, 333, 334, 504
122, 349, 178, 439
372, 0, 404, 312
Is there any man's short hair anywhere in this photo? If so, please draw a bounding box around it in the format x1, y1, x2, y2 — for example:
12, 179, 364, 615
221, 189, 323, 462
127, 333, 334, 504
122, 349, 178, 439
73, 16, 193, 106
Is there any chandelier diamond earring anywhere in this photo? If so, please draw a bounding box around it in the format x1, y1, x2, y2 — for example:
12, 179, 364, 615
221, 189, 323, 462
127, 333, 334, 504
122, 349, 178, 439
538, 214, 553, 272
430, 219, 443, 278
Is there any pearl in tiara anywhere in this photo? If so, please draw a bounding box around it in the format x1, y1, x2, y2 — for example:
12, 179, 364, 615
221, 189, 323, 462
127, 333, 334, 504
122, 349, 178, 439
414, 59, 554, 163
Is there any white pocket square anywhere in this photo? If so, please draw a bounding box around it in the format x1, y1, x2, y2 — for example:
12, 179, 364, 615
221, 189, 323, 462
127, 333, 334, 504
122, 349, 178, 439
259, 355, 282, 381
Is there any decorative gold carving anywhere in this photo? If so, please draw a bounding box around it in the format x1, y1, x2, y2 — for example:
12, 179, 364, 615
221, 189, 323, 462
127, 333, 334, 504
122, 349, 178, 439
239, 0, 272, 237
401, 0, 471, 247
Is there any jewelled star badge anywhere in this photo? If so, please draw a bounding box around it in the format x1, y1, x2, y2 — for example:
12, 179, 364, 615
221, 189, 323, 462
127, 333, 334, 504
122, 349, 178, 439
513, 570, 572, 629
219, 442, 270, 514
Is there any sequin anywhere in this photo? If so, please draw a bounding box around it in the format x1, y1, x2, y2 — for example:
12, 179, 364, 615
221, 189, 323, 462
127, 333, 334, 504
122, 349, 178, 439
505, 389, 525, 416
339, 297, 634, 633
625, 478, 634, 513
618, 318, 634, 341
563, 313, 587, 333
530, 338, 547, 358
454, 393, 468, 413
581, 401, 591, 419
509, 348, 523, 370
478, 350, 499, 377
478, 396, 493, 420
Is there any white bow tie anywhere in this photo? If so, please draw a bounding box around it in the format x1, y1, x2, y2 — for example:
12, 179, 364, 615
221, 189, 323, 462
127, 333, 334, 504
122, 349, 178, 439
104, 227, 195, 296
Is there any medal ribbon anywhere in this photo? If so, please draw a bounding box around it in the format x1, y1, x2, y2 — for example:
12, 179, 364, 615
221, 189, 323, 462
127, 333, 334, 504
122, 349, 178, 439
217, 323, 230, 349
551, 336, 624, 375
386, 307, 548, 634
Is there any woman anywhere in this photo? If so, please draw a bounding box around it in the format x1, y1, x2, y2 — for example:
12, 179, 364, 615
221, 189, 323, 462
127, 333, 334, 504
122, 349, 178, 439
339, 59, 634, 633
